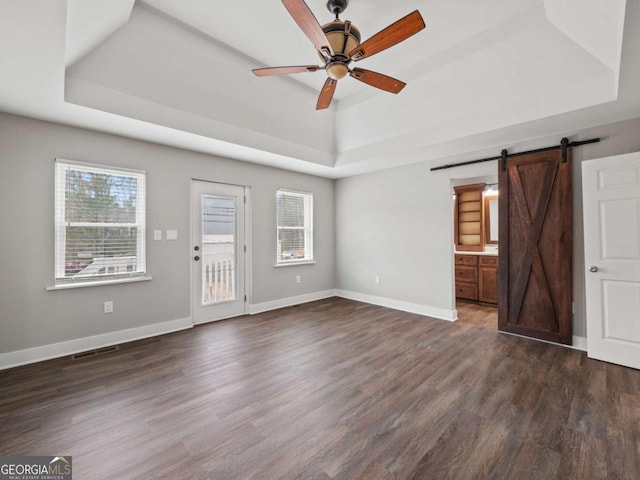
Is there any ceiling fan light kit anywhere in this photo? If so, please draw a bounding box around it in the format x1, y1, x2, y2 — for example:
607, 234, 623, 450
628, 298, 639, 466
320, 19, 360, 80
252, 0, 425, 110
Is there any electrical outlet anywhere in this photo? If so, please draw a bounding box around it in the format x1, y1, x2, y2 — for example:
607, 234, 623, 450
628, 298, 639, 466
153, 230, 162, 241
296, 275, 301, 284
375, 276, 381, 284
104, 301, 114, 314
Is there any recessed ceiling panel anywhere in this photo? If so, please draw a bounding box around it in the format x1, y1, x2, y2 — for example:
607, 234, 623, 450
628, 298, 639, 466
335, 5, 616, 156
66, 4, 336, 166
65, 0, 135, 66
141, 0, 544, 100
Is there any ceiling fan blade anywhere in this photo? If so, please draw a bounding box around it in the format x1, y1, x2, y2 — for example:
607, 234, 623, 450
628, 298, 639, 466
349, 10, 425, 62
282, 0, 334, 57
349, 68, 406, 94
316, 78, 337, 110
253, 65, 322, 77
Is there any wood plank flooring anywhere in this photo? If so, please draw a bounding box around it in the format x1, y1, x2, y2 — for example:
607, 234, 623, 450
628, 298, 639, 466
1, 297, 639, 479
456, 300, 498, 329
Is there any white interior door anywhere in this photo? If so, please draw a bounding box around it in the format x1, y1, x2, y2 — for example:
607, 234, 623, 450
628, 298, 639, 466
582, 151, 640, 370
191, 180, 246, 324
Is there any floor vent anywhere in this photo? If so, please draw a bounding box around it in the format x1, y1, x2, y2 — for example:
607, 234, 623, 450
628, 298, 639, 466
72, 345, 119, 360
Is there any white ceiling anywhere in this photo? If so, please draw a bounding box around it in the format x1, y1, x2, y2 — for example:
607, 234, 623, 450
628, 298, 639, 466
0, 0, 638, 178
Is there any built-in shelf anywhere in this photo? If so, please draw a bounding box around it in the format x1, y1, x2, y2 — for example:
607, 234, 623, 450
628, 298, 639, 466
454, 183, 485, 251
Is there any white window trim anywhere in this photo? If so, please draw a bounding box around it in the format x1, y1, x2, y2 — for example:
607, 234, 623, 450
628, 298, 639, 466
46, 275, 152, 291
276, 189, 314, 266
53, 158, 148, 288
273, 260, 317, 268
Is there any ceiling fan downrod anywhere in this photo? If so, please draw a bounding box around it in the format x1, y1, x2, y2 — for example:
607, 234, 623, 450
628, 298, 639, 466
326, 0, 348, 18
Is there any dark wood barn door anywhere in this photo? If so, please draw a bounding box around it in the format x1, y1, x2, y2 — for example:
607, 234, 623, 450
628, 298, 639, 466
498, 149, 572, 344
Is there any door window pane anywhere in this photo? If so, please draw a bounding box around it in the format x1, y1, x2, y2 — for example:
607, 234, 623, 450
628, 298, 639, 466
201, 195, 236, 304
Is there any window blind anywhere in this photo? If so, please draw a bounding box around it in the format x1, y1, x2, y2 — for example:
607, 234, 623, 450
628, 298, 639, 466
276, 189, 313, 263
54, 160, 146, 283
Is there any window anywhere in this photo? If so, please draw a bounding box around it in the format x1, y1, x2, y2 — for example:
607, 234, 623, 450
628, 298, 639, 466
54, 160, 146, 285
276, 189, 313, 264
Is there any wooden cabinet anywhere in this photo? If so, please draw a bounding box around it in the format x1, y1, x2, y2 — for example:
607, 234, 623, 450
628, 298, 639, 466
455, 254, 478, 300
454, 183, 485, 251
455, 254, 497, 305
478, 256, 498, 304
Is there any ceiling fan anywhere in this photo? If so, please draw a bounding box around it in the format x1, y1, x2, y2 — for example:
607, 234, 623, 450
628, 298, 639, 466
252, 0, 426, 110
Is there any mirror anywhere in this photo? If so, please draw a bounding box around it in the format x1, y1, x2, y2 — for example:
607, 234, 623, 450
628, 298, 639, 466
484, 194, 499, 244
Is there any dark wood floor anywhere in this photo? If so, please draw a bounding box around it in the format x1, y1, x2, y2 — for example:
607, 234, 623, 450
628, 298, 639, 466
1, 298, 639, 479
456, 300, 498, 329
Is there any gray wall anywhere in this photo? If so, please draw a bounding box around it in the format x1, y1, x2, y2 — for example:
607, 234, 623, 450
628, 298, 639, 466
2, 110, 639, 357
335, 158, 495, 315
0, 113, 335, 354
336, 117, 640, 339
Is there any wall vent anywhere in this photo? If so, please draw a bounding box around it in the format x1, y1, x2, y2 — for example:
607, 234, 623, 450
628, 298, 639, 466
71, 345, 119, 360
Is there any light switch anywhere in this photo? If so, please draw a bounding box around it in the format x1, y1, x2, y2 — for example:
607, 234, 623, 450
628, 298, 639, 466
166, 229, 178, 240
153, 230, 162, 241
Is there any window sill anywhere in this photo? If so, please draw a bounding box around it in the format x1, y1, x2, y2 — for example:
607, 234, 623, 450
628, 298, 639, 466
274, 261, 317, 267
47, 275, 152, 291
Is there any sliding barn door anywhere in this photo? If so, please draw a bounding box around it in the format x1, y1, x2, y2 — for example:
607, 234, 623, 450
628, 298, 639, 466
498, 149, 572, 345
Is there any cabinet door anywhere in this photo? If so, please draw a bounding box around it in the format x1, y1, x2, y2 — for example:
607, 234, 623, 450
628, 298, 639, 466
456, 282, 478, 301
479, 255, 497, 267
478, 266, 498, 304
455, 254, 478, 266
455, 265, 477, 283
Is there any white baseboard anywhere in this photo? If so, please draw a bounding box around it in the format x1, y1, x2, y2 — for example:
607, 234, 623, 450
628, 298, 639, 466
0, 317, 193, 371
249, 289, 337, 315
1, 294, 583, 371
335, 289, 457, 321
572, 335, 587, 352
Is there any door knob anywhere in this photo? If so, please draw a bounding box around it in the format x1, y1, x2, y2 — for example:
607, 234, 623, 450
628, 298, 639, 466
589, 265, 598, 272
194, 256, 200, 261
194, 246, 200, 251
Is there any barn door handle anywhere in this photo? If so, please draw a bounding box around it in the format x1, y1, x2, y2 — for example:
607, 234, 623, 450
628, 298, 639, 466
589, 265, 598, 273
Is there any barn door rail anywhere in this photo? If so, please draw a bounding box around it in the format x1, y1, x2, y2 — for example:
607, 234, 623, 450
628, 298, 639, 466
430, 137, 600, 172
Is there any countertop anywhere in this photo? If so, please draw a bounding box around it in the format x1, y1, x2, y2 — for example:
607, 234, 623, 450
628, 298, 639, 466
454, 250, 499, 256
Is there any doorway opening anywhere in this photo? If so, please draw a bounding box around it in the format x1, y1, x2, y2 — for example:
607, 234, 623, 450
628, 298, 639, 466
451, 175, 499, 329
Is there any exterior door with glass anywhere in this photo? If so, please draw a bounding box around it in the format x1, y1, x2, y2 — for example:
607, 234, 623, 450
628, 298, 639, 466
191, 180, 246, 324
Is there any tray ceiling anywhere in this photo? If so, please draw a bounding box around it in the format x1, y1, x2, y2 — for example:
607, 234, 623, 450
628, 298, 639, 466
0, 0, 637, 177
